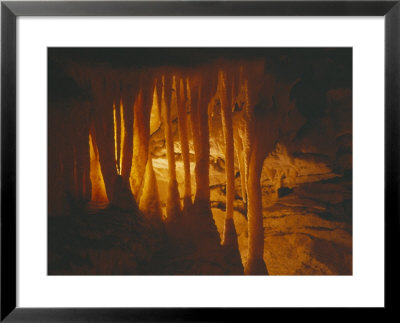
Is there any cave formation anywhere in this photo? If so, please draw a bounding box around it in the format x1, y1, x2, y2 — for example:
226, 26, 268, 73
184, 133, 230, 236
161, 75, 182, 221
177, 78, 192, 214
48, 48, 352, 275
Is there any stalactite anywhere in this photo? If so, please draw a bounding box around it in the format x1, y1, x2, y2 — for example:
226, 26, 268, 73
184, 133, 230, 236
140, 83, 163, 220
91, 77, 119, 202
101, 77, 140, 211
120, 81, 136, 188
240, 80, 252, 208
89, 131, 108, 202
161, 75, 181, 221
130, 78, 153, 202
149, 85, 162, 135
189, 75, 214, 212
177, 77, 192, 213
119, 98, 125, 175
139, 154, 163, 221
112, 95, 127, 176
188, 77, 200, 163
218, 71, 237, 247
189, 78, 201, 207
231, 74, 248, 204
130, 91, 142, 197
113, 102, 120, 174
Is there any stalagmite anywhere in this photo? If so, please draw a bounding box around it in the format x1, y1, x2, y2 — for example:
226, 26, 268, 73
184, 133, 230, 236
218, 71, 237, 247
161, 75, 181, 221
139, 154, 163, 221
89, 131, 108, 202
245, 145, 268, 275
177, 77, 192, 213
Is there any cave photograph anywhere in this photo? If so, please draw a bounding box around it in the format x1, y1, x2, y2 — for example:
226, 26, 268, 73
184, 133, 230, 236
48, 48, 352, 275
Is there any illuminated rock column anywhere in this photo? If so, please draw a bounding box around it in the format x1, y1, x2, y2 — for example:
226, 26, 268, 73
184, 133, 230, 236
218, 71, 237, 246
91, 78, 119, 202
241, 80, 252, 207
89, 130, 108, 202
161, 75, 181, 221
233, 113, 247, 204
242, 65, 270, 275
244, 145, 268, 275
120, 82, 136, 188
189, 77, 212, 211
177, 78, 192, 213
130, 78, 153, 202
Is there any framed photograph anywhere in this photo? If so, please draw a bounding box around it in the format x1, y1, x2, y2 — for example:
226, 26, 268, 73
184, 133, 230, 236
1, 0, 398, 320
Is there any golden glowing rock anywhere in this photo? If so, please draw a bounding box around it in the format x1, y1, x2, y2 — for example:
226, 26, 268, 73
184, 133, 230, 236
161, 75, 182, 221
89, 132, 108, 203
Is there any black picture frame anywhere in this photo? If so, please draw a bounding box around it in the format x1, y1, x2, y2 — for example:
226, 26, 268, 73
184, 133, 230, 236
1, 0, 399, 321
